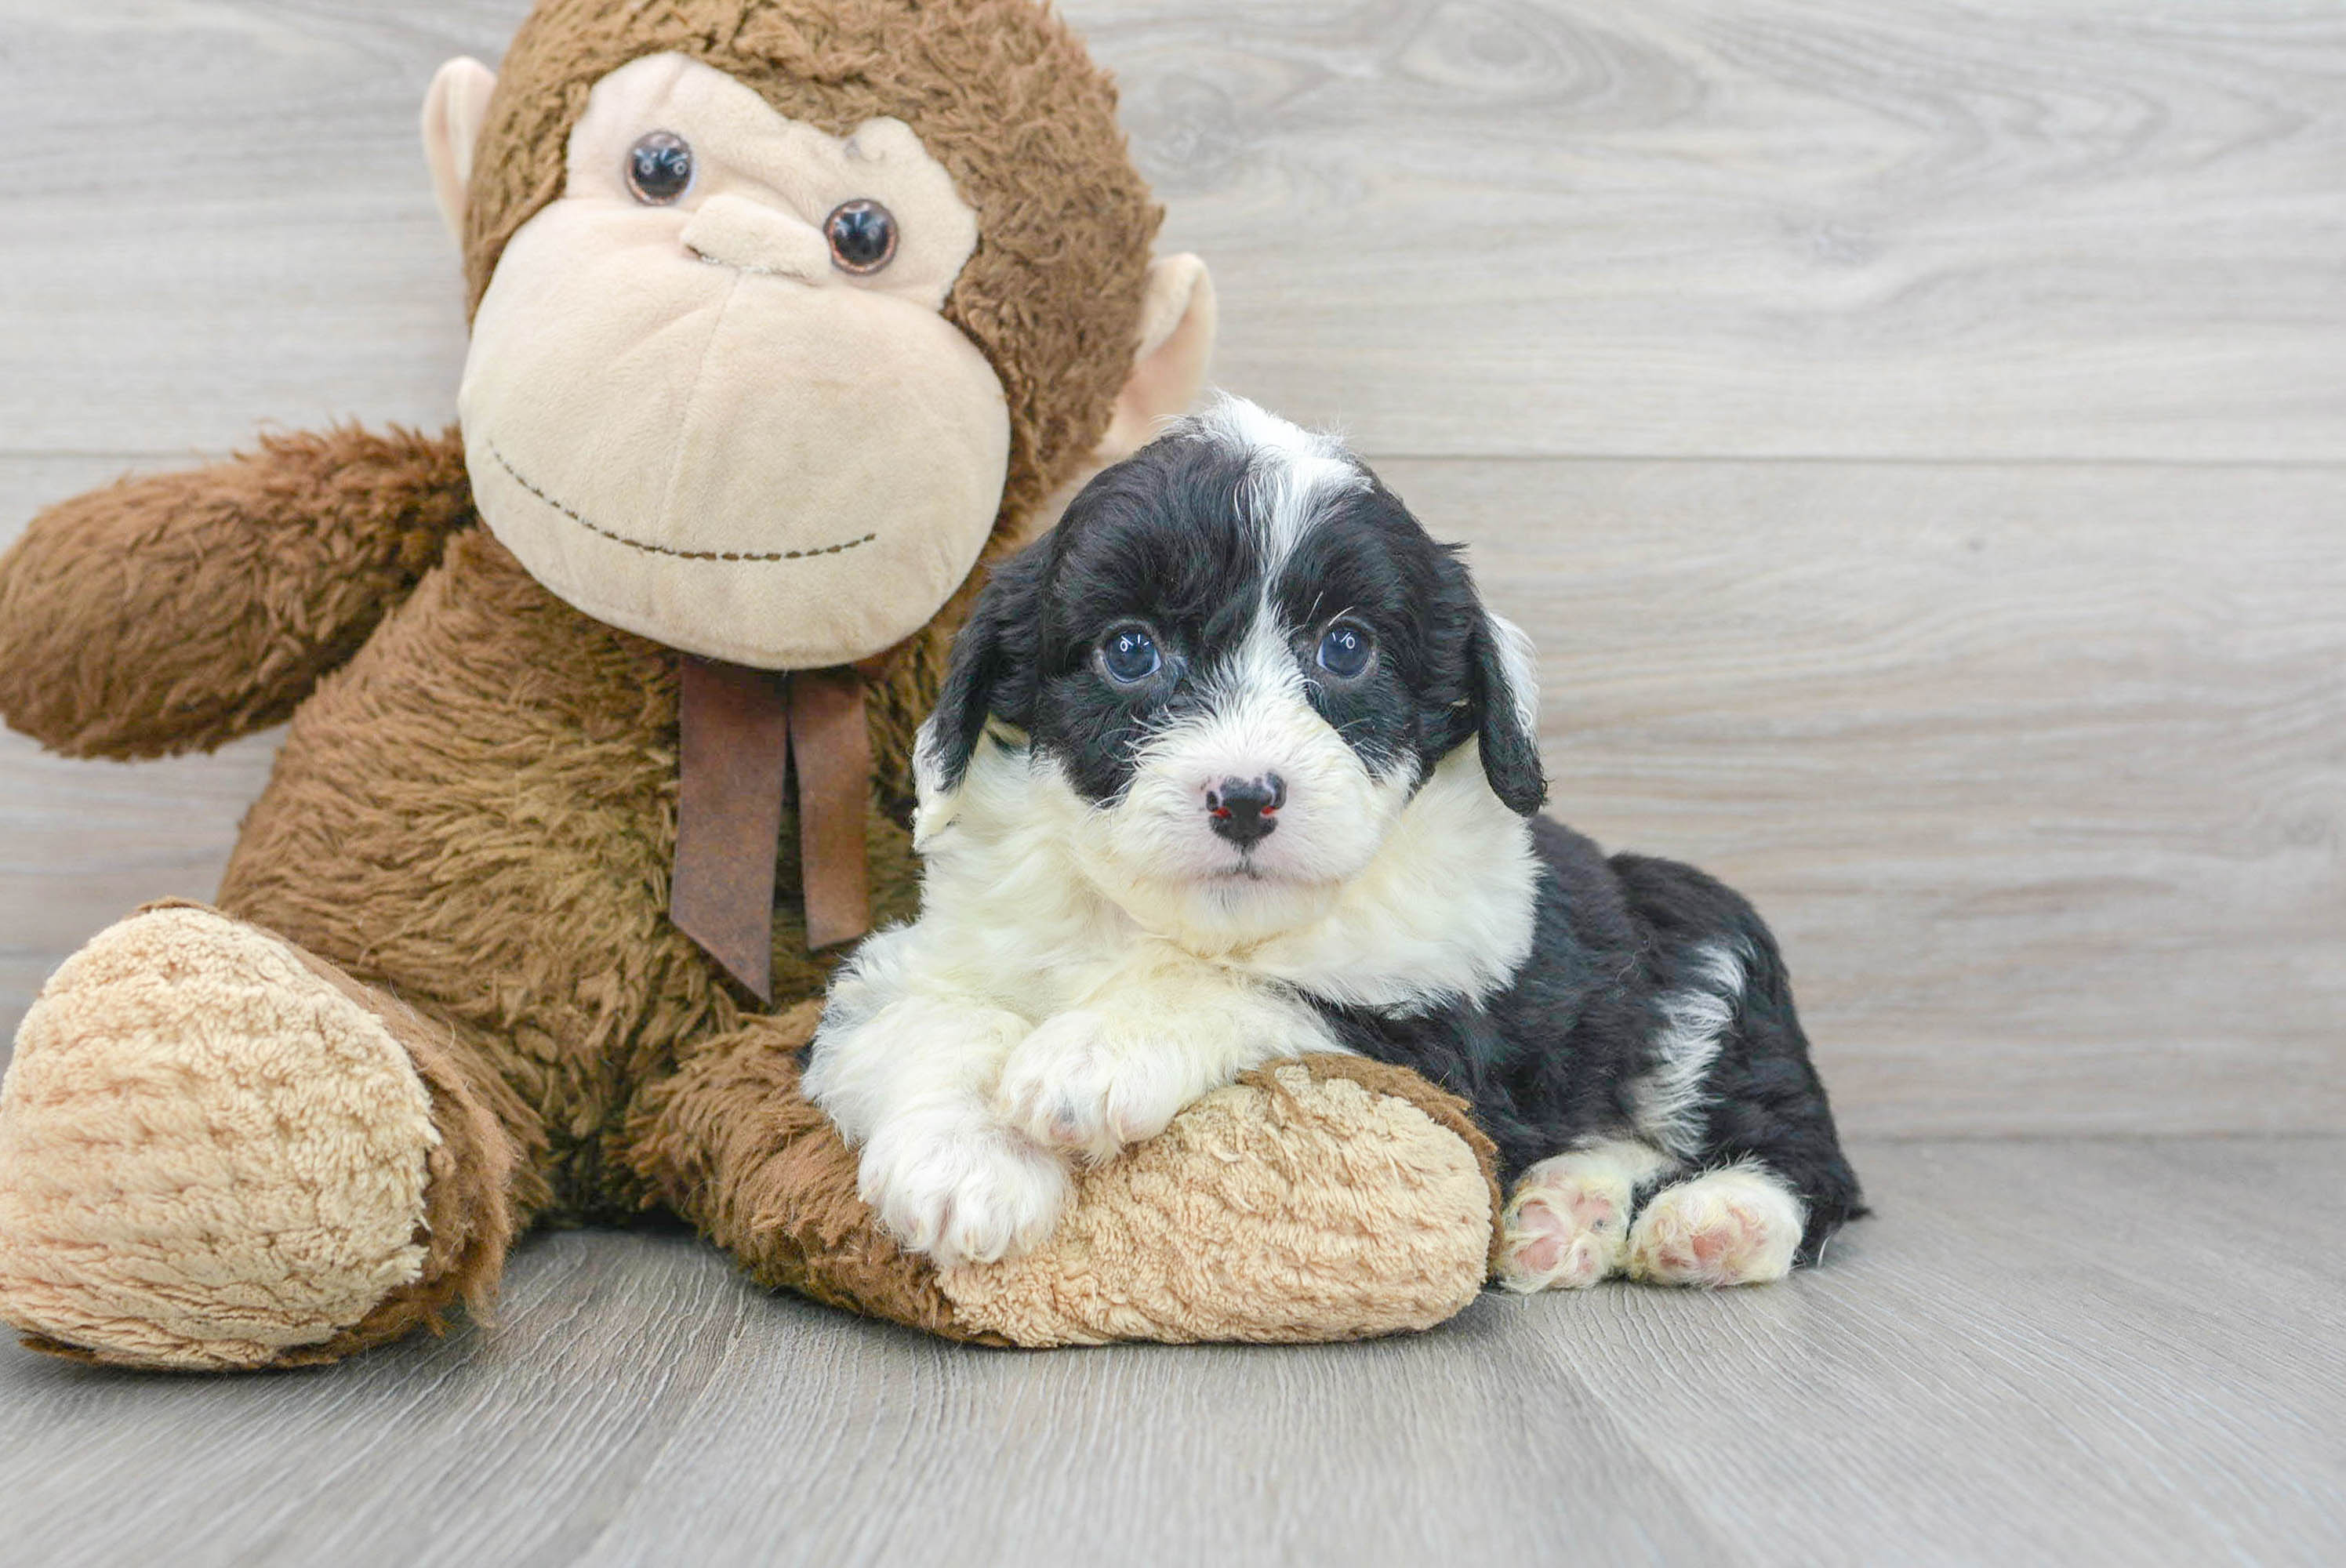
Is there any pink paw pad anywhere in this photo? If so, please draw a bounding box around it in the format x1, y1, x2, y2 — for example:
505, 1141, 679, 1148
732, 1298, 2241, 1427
1498, 1181, 1626, 1293
1627, 1171, 1803, 1288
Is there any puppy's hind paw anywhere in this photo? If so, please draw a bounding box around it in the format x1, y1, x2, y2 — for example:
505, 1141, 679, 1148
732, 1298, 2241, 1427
1626, 1163, 1804, 1288
1498, 1193, 1618, 1292
1495, 1142, 1664, 1292
857, 1116, 1073, 1269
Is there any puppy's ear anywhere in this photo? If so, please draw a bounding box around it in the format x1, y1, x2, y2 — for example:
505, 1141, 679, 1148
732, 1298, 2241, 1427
1472, 612, 1548, 815
913, 546, 1044, 840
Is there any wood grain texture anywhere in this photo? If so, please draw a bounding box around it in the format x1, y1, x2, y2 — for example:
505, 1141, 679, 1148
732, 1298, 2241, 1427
1099, 0, 2346, 460
0, 0, 507, 452
1404, 456, 2346, 1135
2, 2, 2341, 459
0, 1138, 2339, 1567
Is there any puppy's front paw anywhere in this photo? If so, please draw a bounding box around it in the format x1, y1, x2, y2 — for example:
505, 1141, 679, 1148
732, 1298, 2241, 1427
856, 1115, 1072, 1268
994, 1011, 1191, 1163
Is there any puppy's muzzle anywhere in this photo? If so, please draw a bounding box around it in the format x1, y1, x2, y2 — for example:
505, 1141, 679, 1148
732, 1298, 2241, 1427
1206, 772, 1285, 849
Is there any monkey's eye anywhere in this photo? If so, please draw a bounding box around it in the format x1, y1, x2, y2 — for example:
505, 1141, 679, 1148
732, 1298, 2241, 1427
1316, 622, 1375, 680
1098, 624, 1162, 684
826, 199, 899, 274
625, 132, 695, 205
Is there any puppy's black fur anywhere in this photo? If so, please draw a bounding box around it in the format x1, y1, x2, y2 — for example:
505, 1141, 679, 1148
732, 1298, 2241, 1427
1317, 824, 1864, 1260
932, 415, 1865, 1264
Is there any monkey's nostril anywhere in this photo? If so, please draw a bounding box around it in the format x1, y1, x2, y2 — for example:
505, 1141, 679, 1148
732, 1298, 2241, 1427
1264, 772, 1287, 812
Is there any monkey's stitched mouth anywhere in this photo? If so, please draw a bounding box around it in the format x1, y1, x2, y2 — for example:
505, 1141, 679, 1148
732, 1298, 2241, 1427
487, 442, 877, 564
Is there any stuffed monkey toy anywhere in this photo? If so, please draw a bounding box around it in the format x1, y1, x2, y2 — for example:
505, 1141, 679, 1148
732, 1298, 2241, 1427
0, 0, 1500, 1370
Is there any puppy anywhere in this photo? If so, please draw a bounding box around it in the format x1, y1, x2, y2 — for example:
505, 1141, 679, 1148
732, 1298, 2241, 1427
804, 397, 1865, 1288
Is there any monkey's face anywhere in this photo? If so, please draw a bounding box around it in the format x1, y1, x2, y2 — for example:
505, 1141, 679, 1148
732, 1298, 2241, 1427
458, 54, 1011, 670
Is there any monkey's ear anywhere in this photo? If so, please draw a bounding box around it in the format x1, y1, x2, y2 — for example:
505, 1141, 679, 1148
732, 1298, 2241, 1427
1473, 612, 1549, 816
912, 546, 1045, 844
423, 57, 499, 245
1095, 255, 1218, 463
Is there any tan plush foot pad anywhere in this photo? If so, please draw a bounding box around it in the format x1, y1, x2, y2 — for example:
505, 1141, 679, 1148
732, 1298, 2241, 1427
0, 906, 439, 1369
937, 1058, 1500, 1345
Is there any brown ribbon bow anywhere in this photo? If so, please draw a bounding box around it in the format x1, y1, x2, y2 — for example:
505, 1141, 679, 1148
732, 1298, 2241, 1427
670, 656, 872, 1004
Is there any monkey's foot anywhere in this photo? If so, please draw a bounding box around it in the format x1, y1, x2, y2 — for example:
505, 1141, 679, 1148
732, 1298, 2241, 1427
935, 1058, 1500, 1344
0, 906, 455, 1369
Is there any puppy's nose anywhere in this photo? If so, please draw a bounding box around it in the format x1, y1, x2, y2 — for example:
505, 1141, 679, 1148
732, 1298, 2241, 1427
1206, 773, 1286, 849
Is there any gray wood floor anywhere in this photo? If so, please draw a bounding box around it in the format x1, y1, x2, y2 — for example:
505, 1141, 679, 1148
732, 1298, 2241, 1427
3, 2, 2342, 1563
4, 1138, 2341, 1567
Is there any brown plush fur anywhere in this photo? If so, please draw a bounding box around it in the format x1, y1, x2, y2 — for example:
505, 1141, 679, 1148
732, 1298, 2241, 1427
215, 524, 930, 1222
626, 1002, 993, 1341
0, 0, 1494, 1365
626, 1034, 1511, 1349
0, 426, 471, 760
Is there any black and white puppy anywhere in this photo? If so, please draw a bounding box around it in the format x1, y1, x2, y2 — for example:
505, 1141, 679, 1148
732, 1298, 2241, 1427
804, 397, 1864, 1289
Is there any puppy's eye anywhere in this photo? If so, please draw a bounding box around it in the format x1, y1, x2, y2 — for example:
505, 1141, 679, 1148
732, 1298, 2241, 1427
826, 199, 899, 274
1099, 625, 1162, 684
1316, 622, 1375, 679
625, 132, 695, 205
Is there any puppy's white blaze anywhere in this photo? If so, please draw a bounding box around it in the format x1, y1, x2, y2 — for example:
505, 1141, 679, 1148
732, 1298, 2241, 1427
1197, 602, 1305, 710
1107, 612, 1409, 915
1484, 610, 1542, 744
1630, 941, 1747, 1159
1192, 394, 1367, 578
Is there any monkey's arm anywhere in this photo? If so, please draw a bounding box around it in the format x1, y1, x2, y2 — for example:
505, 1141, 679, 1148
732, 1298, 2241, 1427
0, 425, 472, 759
